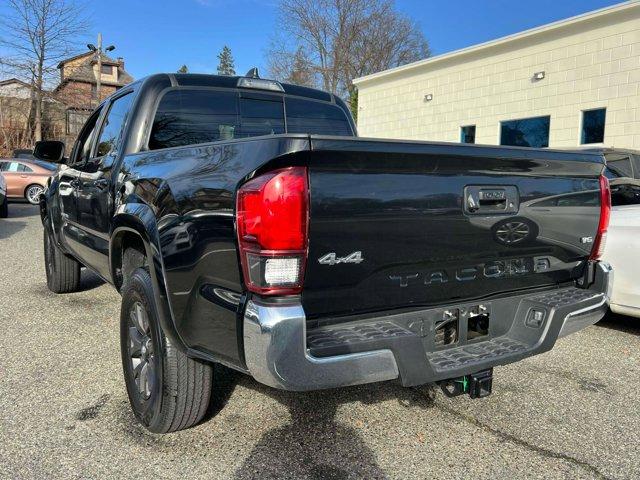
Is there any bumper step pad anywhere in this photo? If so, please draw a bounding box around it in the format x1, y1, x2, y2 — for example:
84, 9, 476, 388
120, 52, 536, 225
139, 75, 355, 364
528, 287, 600, 308
307, 322, 414, 350
427, 337, 528, 372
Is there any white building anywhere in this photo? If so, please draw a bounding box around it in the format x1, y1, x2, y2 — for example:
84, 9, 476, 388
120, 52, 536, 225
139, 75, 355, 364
353, 1, 640, 150
0, 78, 33, 99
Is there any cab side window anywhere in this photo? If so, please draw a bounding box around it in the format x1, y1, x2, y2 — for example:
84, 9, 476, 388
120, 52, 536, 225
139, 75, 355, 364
72, 108, 102, 166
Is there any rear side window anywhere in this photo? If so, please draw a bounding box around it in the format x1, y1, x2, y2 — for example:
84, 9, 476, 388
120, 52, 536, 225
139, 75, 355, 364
4, 162, 31, 172
150, 90, 238, 150
286, 97, 353, 136
149, 88, 353, 150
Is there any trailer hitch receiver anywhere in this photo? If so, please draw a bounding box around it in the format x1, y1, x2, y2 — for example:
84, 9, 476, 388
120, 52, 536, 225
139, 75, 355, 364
438, 368, 493, 399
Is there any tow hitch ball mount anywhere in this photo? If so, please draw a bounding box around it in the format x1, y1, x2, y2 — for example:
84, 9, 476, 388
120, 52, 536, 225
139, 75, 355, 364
438, 368, 493, 399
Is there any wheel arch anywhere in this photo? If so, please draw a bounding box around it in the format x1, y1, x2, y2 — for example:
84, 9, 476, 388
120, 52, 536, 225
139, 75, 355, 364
110, 204, 188, 354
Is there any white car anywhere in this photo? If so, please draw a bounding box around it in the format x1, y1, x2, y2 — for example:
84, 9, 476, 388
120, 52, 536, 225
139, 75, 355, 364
596, 149, 640, 318
0, 172, 7, 218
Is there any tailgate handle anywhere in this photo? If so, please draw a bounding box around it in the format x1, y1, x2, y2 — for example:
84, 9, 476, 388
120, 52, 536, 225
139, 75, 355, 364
464, 186, 519, 215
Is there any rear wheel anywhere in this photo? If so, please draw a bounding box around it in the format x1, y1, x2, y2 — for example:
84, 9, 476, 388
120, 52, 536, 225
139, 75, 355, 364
25, 184, 44, 205
44, 225, 81, 293
121, 267, 213, 433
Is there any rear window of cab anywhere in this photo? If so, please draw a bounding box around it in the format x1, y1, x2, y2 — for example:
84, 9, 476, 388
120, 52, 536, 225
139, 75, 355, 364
149, 89, 354, 150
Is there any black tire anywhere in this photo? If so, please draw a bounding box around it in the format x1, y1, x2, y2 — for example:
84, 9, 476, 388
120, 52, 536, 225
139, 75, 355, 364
0, 197, 7, 218
44, 225, 81, 293
121, 267, 213, 433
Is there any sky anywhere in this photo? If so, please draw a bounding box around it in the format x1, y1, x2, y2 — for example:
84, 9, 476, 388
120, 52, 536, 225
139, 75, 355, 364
0, 0, 628, 80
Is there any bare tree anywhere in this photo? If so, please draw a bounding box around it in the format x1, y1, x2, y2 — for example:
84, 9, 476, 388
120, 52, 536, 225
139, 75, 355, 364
267, 0, 429, 116
0, 0, 88, 142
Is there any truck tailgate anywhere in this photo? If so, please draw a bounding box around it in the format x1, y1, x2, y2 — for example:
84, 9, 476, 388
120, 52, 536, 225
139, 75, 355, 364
302, 138, 604, 320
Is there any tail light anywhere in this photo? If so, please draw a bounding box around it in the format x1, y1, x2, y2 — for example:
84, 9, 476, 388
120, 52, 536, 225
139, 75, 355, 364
236, 166, 309, 295
590, 174, 611, 261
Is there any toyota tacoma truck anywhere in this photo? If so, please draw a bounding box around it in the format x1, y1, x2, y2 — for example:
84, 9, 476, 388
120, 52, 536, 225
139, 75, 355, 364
37, 71, 612, 433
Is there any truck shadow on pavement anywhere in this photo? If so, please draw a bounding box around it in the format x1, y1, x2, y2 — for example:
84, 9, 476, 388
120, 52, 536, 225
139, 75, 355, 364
228, 367, 437, 480
0, 204, 38, 239
0, 219, 28, 240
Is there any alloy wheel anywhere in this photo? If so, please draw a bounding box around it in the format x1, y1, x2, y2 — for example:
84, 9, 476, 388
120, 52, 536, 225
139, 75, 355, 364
128, 301, 156, 401
26, 185, 43, 205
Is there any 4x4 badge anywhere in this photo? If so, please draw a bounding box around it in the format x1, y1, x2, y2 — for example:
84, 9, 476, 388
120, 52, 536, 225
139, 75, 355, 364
318, 251, 364, 266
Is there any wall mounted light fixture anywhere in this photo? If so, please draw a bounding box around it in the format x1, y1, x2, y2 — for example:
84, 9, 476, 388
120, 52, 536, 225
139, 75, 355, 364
424, 93, 433, 102
533, 71, 546, 81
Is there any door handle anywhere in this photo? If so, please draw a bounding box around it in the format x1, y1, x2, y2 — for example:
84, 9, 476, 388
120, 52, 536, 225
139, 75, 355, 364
20, 174, 28, 178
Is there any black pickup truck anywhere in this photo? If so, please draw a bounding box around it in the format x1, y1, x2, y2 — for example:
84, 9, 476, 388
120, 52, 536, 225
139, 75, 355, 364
37, 71, 612, 433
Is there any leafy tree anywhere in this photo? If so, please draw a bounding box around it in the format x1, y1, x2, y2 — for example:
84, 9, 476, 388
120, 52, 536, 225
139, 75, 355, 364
216, 46, 236, 76
177, 65, 188, 73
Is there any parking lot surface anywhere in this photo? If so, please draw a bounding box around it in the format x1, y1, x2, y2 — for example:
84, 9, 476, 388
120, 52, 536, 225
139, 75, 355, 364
0, 203, 638, 479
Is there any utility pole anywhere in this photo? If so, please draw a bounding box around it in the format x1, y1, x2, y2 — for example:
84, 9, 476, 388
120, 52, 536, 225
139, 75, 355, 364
87, 33, 115, 106
96, 33, 102, 105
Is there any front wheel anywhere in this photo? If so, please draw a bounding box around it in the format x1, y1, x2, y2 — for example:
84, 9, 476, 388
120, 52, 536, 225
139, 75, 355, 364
25, 184, 44, 205
121, 268, 213, 433
44, 225, 81, 293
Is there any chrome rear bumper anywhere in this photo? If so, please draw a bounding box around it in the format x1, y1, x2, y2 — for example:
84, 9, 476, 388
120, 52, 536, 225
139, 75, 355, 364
243, 301, 399, 391
243, 262, 612, 391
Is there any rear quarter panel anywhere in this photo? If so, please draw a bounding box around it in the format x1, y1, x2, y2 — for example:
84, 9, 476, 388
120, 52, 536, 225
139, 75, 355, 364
115, 135, 310, 365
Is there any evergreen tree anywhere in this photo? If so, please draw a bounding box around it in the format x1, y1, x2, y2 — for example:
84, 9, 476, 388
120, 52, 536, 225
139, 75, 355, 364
285, 47, 314, 87
216, 46, 236, 76
348, 87, 358, 124
177, 65, 188, 73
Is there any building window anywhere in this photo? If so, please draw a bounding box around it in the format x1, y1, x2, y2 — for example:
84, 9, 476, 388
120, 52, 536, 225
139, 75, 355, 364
66, 108, 91, 135
500, 115, 550, 148
460, 125, 476, 144
581, 108, 606, 144
101, 64, 113, 75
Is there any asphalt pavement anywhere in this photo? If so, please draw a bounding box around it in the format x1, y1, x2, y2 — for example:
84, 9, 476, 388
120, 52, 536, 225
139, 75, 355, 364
0, 203, 638, 480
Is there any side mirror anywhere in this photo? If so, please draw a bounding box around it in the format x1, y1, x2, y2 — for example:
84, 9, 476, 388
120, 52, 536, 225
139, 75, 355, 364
33, 141, 65, 163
